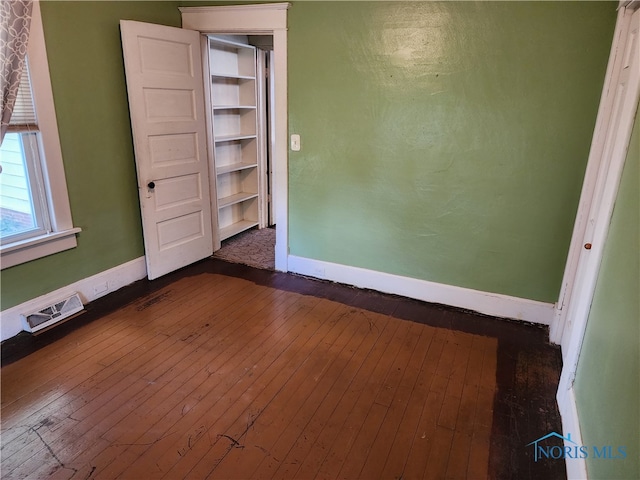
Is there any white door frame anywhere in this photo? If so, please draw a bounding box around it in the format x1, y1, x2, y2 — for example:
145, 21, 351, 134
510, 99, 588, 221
552, 0, 639, 373
180, 3, 290, 272
553, 0, 639, 469
551, 1, 640, 349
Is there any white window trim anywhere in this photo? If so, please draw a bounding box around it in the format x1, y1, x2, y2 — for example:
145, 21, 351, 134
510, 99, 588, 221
1, 0, 80, 269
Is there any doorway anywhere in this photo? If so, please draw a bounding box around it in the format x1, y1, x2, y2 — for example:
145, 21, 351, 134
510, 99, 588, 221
120, 4, 289, 280
208, 34, 277, 270
180, 3, 290, 273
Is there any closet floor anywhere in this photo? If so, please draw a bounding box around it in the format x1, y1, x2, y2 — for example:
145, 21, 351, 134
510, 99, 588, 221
214, 227, 275, 271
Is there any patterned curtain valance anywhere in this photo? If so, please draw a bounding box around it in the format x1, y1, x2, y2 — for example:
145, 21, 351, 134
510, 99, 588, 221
1, 0, 33, 145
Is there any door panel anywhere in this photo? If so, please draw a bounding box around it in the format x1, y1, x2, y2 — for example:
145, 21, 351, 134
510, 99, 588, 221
143, 88, 196, 121
148, 133, 198, 166
120, 20, 213, 280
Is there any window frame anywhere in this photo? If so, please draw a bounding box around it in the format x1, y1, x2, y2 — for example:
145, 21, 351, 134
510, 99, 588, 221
0, 0, 80, 269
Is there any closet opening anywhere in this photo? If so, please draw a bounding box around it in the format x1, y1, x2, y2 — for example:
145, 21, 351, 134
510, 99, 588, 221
209, 34, 276, 271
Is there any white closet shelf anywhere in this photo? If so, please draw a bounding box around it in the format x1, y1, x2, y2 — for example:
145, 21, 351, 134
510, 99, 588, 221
216, 162, 258, 175
215, 134, 257, 143
218, 191, 258, 208
213, 105, 256, 110
220, 220, 259, 241
209, 35, 262, 243
209, 36, 256, 49
211, 73, 255, 80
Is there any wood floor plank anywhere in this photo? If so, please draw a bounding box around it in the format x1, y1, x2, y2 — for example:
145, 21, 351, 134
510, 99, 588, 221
465, 336, 487, 387
423, 425, 455, 479
1, 427, 45, 477
314, 319, 413, 479
0, 274, 222, 430
216, 310, 354, 474
99, 283, 284, 443
457, 382, 480, 435
337, 402, 389, 479
467, 422, 492, 479
358, 323, 432, 480
1, 273, 210, 397
1, 329, 174, 478
1, 275, 249, 474
232, 307, 377, 480
171, 298, 344, 480
352, 322, 423, 479
89, 283, 300, 479
292, 313, 401, 480
272, 311, 393, 480
18, 332, 183, 472
210, 304, 359, 479
37, 291, 228, 431
400, 330, 450, 479
108, 292, 328, 479
445, 430, 473, 479
377, 324, 437, 479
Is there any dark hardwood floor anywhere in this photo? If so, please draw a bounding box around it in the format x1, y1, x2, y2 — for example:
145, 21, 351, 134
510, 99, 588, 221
1, 258, 565, 479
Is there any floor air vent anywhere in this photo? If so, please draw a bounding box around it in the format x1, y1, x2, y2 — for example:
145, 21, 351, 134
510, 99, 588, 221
21, 293, 84, 333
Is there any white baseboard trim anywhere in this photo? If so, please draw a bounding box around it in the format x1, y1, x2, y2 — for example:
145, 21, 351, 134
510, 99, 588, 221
558, 386, 588, 479
287, 255, 555, 325
0, 256, 147, 342
1, 254, 554, 340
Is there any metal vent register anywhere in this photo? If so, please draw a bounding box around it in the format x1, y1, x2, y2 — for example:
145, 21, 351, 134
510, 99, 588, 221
21, 292, 84, 333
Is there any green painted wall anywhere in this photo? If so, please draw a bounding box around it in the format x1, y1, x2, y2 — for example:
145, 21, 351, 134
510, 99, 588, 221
574, 106, 639, 480
288, 1, 616, 302
0, 1, 181, 310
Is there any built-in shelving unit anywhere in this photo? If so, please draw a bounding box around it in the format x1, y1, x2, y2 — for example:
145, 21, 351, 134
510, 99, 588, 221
209, 36, 260, 241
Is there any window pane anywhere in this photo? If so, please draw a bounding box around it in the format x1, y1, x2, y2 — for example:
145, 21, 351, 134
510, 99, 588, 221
0, 133, 45, 243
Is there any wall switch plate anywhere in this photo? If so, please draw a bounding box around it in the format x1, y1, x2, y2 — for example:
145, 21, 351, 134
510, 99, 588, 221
291, 134, 301, 151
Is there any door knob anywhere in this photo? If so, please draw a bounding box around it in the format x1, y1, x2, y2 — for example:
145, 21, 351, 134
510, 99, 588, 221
147, 181, 155, 189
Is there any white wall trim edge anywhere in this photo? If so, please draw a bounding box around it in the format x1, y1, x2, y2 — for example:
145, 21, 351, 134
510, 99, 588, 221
558, 387, 588, 479
0, 256, 147, 341
288, 255, 555, 325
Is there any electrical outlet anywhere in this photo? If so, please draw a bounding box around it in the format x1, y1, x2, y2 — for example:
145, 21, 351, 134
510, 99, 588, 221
93, 281, 109, 297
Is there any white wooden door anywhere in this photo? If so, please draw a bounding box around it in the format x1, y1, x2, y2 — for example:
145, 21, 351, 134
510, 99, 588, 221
120, 20, 213, 280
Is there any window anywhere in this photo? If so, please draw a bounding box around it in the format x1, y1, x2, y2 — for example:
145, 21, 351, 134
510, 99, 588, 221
1, 61, 50, 245
0, 1, 79, 269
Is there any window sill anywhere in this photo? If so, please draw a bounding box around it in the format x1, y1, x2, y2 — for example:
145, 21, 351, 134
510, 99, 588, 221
1, 227, 82, 270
